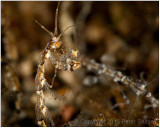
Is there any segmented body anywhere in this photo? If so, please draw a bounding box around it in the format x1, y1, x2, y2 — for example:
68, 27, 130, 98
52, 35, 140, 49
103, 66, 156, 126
35, 38, 81, 126
35, 41, 55, 127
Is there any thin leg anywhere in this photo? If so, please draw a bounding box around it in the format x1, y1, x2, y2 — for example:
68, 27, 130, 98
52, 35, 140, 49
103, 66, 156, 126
128, 95, 139, 120
45, 80, 53, 89
116, 82, 130, 105
35, 20, 54, 37
112, 83, 130, 110
51, 68, 57, 86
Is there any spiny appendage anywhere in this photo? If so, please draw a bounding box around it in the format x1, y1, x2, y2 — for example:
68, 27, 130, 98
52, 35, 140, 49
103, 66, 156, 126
82, 57, 159, 107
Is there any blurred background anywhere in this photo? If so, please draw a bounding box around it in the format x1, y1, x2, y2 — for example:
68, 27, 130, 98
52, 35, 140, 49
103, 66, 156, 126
1, 1, 159, 126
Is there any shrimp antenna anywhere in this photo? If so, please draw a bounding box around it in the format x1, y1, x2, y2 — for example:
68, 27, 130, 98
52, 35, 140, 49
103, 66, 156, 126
58, 25, 76, 39
53, 1, 60, 37
35, 20, 54, 37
